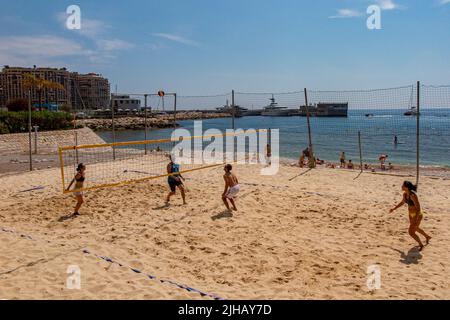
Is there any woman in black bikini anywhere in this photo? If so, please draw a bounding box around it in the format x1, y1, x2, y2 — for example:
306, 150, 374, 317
66, 163, 86, 216
389, 181, 431, 251
165, 156, 186, 205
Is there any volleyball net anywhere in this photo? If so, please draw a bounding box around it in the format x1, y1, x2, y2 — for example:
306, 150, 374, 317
59, 129, 267, 194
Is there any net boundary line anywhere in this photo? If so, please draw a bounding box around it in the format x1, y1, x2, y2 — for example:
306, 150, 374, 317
61, 162, 228, 194
59, 129, 267, 151
0, 226, 224, 300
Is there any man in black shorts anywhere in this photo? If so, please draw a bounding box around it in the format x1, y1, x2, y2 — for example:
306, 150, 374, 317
165, 156, 186, 205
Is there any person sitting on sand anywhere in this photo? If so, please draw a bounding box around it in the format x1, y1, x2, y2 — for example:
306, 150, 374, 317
340, 152, 346, 167
265, 143, 272, 166
222, 164, 240, 212
388, 162, 394, 170
316, 158, 324, 165
299, 153, 305, 168
66, 163, 86, 216
389, 181, 432, 251
379, 154, 388, 170
303, 147, 310, 159
166, 155, 186, 205
347, 159, 354, 169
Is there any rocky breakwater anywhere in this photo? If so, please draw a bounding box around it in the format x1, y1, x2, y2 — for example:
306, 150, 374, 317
82, 111, 230, 131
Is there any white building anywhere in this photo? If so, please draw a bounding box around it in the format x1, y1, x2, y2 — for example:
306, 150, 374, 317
111, 94, 141, 111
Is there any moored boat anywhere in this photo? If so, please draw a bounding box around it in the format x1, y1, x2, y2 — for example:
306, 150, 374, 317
261, 95, 293, 116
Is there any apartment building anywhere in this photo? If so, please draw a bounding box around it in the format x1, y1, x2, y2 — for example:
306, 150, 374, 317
0, 66, 110, 110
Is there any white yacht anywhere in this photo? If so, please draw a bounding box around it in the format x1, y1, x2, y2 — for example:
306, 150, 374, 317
216, 100, 247, 117
261, 95, 292, 116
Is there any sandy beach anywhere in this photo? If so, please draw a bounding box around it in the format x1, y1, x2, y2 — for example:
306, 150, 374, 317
0, 161, 449, 300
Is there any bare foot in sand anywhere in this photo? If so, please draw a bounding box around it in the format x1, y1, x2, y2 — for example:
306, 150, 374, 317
425, 236, 432, 245
232, 206, 237, 211
418, 244, 424, 251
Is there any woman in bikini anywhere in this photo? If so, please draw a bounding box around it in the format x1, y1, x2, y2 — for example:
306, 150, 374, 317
66, 163, 86, 216
389, 181, 432, 251
165, 156, 186, 205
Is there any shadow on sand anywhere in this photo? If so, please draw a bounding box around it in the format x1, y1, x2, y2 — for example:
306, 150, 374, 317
152, 203, 171, 210
391, 246, 423, 265
58, 213, 80, 222
288, 168, 312, 181
211, 210, 234, 221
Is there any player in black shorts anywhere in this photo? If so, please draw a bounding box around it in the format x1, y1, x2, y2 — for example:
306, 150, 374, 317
165, 156, 187, 205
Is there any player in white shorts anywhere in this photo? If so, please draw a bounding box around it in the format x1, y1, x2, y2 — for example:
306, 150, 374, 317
222, 164, 240, 211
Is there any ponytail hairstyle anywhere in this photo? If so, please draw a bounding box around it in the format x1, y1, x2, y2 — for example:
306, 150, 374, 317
76, 163, 84, 172
403, 180, 417, 193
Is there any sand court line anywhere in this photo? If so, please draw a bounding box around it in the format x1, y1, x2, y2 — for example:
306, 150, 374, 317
0, 225, 224, 300
18, 186, 47, 193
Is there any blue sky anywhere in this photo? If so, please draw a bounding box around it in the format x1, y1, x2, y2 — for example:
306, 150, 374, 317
1, 0, 450, 94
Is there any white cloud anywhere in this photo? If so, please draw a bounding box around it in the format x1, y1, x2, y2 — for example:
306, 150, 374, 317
151, 33, 199, 46
0, 34, 134, 67
96, 39, 134, 51
0, 35, 89, 66
330, 1, 404, 19
56, 12, 110, 39
329, 9, 364, 19
376, 0, 402, 10
54, 12, 133, 63
146, 43, 168, 51
439, 0, 450, 5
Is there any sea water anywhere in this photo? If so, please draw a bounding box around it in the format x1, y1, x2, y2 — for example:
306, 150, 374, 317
97, 108, 450, 168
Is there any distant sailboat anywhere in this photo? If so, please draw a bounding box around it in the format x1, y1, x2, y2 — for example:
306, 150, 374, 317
216, 100, 247, 117
404, 106, 419, 116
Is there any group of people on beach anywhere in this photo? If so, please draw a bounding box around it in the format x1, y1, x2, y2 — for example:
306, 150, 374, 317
164, 155, 240, 211
316, 151, 394, 171
67, 156, 241, 216
67, 154, 431, 251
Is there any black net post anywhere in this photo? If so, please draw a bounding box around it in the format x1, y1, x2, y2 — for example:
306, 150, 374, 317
111, 94, 116, 161
232, 89, 236, 130
416, 81, 420, 188
28, 89, 33, 171
358, 131, 363, 173
144, 94, 148, 155
304, 88, 315, 168
173, 93, 177, 131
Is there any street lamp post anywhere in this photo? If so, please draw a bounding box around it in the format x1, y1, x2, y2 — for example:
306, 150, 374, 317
0, 87, 4, 110
33, 125, 39, 154
28, 89, 33, 171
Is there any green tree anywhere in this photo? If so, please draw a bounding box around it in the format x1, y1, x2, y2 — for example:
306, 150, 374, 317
23, 74, 65, 111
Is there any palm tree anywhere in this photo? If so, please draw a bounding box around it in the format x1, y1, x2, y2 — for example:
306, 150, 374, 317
23, 74, 44, 110
46, 80, 66, 110
23, 74, 61, 111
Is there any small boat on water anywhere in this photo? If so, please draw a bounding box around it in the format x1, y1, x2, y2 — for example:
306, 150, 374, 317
299, 103, 348, 117
404, 107, 419, 116
242, 105, 263, 116
216, 100, 247, 117
261, 95, 292, 117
